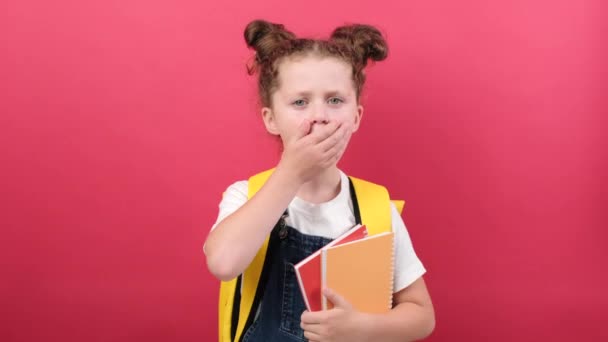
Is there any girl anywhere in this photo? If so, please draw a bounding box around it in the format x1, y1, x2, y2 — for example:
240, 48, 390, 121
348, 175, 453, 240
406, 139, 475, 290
205, 19, 435, 342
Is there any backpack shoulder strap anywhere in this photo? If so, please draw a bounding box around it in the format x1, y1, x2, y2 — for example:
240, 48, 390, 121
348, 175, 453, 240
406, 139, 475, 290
349, 176, 404, 235
233, 169, 275, 340
218, 168, 274, 342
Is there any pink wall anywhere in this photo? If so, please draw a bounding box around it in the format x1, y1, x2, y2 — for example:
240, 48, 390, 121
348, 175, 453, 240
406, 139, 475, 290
1, 0, 606, 341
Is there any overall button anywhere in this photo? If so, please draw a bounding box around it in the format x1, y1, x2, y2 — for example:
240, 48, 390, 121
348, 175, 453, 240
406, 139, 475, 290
278, 219, 288, 239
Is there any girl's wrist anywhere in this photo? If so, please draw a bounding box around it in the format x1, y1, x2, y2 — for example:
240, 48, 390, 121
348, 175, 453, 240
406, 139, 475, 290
271, 163, 303, 195
275, 161, 305, 189
352, 312, 376, 342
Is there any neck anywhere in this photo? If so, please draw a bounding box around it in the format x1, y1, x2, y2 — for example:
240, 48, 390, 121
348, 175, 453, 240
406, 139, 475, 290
296, 167, 341, 204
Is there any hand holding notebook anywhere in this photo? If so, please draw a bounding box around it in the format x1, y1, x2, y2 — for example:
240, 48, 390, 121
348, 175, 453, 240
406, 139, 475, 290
294, 224, 368, 312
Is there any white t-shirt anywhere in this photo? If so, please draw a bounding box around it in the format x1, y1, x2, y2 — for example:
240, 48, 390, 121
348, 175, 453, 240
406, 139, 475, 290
207, 170, 426, 293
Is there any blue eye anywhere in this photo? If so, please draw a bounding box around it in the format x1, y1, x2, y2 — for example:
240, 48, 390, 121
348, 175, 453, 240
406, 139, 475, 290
328, 97, 344, 105
293, 99, 307, 107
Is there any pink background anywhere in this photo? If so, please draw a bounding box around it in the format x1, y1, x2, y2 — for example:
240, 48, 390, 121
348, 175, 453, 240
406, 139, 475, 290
1, 0, 606, 341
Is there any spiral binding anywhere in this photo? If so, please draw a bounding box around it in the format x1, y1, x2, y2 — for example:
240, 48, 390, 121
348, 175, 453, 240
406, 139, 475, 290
388, 232, 395, 310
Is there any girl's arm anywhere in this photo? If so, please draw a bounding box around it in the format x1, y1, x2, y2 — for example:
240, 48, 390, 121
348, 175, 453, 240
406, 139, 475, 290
301, 277, 435, 342
205, 120, 347, 281
204, 166, 301, 281
360, 277, 435, 341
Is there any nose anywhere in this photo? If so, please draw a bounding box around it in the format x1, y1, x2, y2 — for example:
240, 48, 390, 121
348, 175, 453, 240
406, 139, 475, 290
310, 104, 329, 125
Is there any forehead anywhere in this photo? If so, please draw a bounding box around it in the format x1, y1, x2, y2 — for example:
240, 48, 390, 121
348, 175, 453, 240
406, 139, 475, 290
275, 56, 353, 94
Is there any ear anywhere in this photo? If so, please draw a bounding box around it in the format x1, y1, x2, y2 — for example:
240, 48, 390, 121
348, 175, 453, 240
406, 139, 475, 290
352, 104, 364, 133
261, 107, 280, 135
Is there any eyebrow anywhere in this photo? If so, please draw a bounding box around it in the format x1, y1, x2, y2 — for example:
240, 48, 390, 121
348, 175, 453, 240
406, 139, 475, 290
290, 90, 346, 97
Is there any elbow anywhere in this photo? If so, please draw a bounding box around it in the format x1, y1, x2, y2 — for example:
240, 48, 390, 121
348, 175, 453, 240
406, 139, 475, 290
408, 303, 435, 341
425, 312, 436, 339
419, 307, 436, 340
205, 245, 241, 281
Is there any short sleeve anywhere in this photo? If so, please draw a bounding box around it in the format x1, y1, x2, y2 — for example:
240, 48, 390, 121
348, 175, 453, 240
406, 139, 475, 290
391, 202, 427, 293
203, 180, 249, 254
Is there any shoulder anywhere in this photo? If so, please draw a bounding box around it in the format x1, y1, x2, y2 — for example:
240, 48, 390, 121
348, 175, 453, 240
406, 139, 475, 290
221, 167, 276, 202
210, 180, 249, 231
220, 180, 249, 204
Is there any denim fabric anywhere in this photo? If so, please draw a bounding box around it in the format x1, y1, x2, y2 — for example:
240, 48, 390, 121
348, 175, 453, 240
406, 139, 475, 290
242, 218, 332, 342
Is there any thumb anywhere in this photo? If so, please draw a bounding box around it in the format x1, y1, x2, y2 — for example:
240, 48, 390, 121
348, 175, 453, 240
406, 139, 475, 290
323, 288, 353, 310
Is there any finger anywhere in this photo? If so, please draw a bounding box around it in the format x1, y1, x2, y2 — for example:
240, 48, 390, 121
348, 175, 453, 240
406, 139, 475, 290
323, 287, 353, 310
318, 123, 347, 153
301, 310, 324, 324
301, 321, 324, 338
334, 131, 350, 161
301, 320, 323, 332
309, 121, 340, 144
303, 329, 322, 342
321, 127, 350, 164
322, 126, 350, 157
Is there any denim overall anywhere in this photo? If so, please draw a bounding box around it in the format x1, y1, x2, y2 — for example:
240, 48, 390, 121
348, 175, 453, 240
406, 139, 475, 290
240, 180, 362, 342
241, 216, 332, 341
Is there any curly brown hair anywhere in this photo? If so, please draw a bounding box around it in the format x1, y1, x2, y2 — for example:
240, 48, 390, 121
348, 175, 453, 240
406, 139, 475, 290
244, 19, 389, 108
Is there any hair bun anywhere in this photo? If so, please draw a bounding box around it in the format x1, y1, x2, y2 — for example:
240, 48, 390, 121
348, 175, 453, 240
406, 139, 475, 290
330, 24, 388, 67
244, 20, 296, 63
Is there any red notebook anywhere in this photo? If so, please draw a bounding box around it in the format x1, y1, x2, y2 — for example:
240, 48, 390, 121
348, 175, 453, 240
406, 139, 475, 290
294, 224, 368, 312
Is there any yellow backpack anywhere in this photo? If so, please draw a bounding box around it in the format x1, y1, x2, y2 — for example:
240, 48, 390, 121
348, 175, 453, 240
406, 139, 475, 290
217, 168, 404, 342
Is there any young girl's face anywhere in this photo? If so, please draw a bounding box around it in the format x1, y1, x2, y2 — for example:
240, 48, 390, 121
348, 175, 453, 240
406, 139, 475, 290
262, 55, 363, 150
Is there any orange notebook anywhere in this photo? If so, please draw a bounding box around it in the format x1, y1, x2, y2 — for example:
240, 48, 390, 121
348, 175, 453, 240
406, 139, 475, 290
321, 232, 395, 313
294, 224, 368, 312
